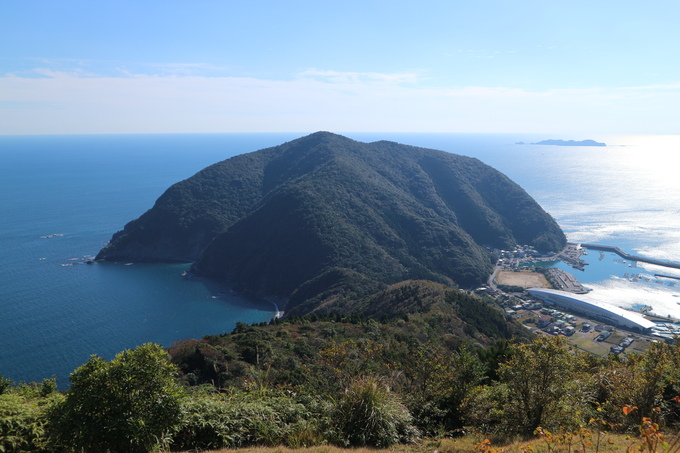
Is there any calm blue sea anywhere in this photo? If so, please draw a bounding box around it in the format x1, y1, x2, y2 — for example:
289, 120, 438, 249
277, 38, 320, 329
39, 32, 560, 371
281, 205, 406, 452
1, 133, 679, 385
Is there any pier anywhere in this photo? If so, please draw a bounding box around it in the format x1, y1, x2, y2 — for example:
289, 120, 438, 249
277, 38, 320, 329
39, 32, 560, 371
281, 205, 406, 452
557, 245, 588, 271
655, 274, 680, 281
580, 244, 680, 271
546, 268, 589, 294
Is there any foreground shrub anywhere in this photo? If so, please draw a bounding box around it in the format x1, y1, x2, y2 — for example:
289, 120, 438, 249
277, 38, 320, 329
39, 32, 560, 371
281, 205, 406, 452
0, 389, 62, 453
334, 376, 418, 447
172, 389, 331, 450
594, 341, 680, 429
463, 336, 596, 438
400, 345, 486, 435
0, 374, 11, 395
48, 343, 184, 453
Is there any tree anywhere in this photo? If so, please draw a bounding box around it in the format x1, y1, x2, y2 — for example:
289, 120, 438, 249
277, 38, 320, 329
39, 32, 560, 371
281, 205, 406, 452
49, 343, 184, 452
400, 345, 486, 433
498, 336, 577, 435
477, 339, 514, 383
595, 341, 680, 427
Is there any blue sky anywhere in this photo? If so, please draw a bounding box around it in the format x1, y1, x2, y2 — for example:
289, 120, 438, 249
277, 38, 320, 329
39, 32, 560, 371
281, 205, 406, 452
1, 1, 679, 134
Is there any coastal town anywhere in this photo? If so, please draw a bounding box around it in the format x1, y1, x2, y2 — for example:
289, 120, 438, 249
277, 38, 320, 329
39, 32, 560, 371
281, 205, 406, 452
479, 243, 680, 357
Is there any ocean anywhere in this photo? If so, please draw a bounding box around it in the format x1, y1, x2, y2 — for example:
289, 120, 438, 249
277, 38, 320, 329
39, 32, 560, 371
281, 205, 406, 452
1, 133, 679, 385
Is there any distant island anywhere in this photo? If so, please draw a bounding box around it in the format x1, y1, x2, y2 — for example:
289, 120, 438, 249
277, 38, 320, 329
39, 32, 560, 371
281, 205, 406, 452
531, 139, 606, 147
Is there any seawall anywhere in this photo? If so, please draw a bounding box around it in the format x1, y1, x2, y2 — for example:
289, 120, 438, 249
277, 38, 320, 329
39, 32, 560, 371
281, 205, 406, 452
580, 243, 680, 271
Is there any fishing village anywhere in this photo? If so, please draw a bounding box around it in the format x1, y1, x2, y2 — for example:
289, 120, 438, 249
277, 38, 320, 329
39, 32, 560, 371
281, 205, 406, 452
480, 243, 680, 357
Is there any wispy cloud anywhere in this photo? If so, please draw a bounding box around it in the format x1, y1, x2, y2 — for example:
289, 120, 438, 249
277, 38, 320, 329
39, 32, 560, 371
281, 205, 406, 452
32, 68, 102, 78
132, 62, 236, 77
298, 69, 420, 84
4, 58, 236, 79
446, 49, 519, 59
1, 68, 679, 135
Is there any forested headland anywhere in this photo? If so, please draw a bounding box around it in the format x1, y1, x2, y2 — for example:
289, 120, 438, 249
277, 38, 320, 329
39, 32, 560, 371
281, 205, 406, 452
97, 132, 565, 313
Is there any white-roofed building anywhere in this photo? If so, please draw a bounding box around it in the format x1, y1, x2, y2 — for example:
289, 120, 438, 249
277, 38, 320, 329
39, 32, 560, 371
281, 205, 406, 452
527, 288, 655, 333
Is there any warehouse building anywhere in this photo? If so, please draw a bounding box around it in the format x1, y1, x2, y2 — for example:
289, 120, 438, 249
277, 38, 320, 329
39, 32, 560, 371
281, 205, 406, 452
527, 288, 655, 333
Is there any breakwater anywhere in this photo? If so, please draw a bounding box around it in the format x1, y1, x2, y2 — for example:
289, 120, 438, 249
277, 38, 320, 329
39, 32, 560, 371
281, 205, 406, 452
581, 243, 680, 271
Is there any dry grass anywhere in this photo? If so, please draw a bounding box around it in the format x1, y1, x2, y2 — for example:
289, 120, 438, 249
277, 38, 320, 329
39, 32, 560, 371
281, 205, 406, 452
627, 338, 653, 355
193, 444, 422, 453
602, 332, 627, 345
570, 336, 610, 356
195, 432, 679, 453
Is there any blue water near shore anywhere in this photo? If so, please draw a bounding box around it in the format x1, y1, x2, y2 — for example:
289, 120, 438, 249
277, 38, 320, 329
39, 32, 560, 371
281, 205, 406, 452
1, 132, 679, 385
0, 134, 299, 386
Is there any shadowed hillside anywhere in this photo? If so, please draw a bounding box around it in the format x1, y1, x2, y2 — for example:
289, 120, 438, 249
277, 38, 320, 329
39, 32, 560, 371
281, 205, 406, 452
97, 132, 565, 308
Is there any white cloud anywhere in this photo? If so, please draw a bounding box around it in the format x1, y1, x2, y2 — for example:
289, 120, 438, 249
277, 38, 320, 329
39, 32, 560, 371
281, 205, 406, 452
1, 69, 679, 135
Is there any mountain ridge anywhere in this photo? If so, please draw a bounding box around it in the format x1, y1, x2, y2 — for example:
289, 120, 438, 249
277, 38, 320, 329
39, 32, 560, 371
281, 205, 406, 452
97, 132, 566, 309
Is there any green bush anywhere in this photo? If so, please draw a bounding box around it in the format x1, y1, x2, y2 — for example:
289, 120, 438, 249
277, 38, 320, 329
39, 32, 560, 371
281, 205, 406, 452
0, 375, 10, 395
462, 336, 598, 438
172, 390, 331, 450
334, 376, 418, 447
48, 343, 184, 453
0, 391, 62, 452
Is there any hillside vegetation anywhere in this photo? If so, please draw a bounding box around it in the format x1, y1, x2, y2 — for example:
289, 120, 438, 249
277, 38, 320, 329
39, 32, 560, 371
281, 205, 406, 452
3, 302, 680, 451
167, 283, 532, 392
97, 132, 565, 309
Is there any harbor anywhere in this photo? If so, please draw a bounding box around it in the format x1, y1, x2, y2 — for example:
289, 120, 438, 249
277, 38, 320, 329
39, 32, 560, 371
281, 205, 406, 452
484, 241, 680, 350
484, 243, 680, 357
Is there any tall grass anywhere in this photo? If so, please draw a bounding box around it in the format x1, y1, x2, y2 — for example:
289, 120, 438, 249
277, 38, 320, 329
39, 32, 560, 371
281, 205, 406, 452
334, 376, 418, 447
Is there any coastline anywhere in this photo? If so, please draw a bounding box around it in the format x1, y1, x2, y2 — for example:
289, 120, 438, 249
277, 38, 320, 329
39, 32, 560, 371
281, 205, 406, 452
192, 272, 285, 318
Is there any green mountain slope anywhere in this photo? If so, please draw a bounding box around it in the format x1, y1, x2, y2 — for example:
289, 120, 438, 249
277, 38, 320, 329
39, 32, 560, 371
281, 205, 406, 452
97, 132, 565, 302
168, 281, 533, 391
